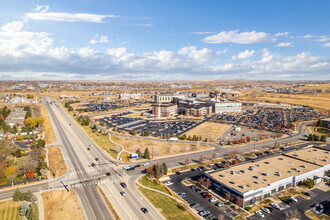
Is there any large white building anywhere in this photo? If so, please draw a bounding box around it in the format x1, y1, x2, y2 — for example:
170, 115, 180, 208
154, 93, 186, 103
205, 147, 330, 207
208, 101, 242, 114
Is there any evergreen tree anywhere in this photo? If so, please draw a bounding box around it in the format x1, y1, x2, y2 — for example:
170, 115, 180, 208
162, 163, 168, 175
155, 163, 161, 179
13, 188, 23, 202
320, 135, 326, 142
314, 135, 320, 141
26, 203, 39, 220
144, 148, 151, 159
20, 201, 29, 216
136, 148, 142, 158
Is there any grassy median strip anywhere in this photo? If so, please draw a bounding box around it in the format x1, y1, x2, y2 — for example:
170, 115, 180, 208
41, 103, 56, 144
138, 175, 197, 220
0, 200, 21, 220
79, 123, 118, 159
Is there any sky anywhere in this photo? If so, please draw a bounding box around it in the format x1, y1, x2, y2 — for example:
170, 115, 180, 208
0, 0, 329, 81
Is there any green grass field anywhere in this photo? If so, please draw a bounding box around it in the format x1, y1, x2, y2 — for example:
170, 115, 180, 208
138, 176, 197, 220
0, 200, 21, 220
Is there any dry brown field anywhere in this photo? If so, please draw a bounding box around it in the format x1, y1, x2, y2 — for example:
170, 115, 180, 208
47, 147, 67, 178
184, 122, 232, 141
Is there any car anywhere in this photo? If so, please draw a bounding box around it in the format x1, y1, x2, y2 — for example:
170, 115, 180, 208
134, 164, 141, 168
255, 211, 265, 218
203, 213, 213, 219
302, 191, 311, 197
143, 162, 150, 166
141, 207, 148, 214
120, 191, 126, 196
190, 202, 200, 208
178, 192, 186, 197
202, 193, 212, 198
127, 167, 135, 171
195, 188, 202, 193
164, 181, 173, 186
191, 168, 196, 172
198, 210, 210, 216
283, 198, 293, 204
270, 203, 281, 210
260, 207, 270, 214
106, 172, 111, 176
175, 171, 181, 175
215, 202, 224, 207
120, 182, 127, 188
189, 185, 196, 189
288, 196, 298, 202
209, 198, 217, 203
95, 158, 99, 161
123, 165, 131, 170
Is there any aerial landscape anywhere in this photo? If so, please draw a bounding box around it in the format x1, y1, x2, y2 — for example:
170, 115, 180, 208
0, 1, 329, 220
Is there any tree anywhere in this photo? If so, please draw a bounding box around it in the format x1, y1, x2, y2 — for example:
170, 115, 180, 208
185, 158, 190, 166
162, 163, 168, 175
8, 174, 17, 186
320, 135, 326, 142
20, 201, 29, 216
199, 155, 204, 164
26, 202, 39, 220
24, 190, 34, 201
204, 178, 212, 188
136, 148, 142, 158
302, 178, 314, 189
316, 119, 324, 127
26, 169, 35, 179
143, 148, 150, 159
146, 165, 155, 178
13, 188, 23, 202
212, 152, 217, 161
155, 163, 161, 179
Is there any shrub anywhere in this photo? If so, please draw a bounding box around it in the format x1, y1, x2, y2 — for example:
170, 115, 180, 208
302, 179, 315, 189
264, 199, 272, 204
20, 201, 29, 216
245, 206, 252, 211
13, 188, 23, 202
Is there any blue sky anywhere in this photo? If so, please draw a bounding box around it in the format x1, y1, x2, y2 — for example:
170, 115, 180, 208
0, 0, 329, 80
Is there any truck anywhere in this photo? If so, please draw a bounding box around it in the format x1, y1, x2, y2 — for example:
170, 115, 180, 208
168, 137, 178, 142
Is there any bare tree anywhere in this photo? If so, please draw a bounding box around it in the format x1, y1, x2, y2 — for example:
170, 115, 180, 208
185, 158, 190, 166
212, 152, 217, 161
199, 155, 204, 164
7, 174, 17, 186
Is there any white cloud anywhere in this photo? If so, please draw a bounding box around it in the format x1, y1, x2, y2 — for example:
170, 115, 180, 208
303, 34, 313, 38
202, 30, 273, 44
232, 50, 255, 60
317, 37, 330, 42
274, 32, 289, 37
277, 42, 294, 47
0, 21, 329, 80
133, 24, 152, 27
26, 12, 117, 23
90, 34, 109, 44
34, 5, 50, 13
323, 42, 330, 47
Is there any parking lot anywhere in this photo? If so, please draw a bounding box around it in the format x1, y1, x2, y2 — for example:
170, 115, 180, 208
247, 188, 329, 220
165, 169, 237, 220
99, 113, 207, 137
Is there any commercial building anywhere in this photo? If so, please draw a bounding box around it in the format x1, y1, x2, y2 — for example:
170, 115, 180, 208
205, 147, 330, 207
151, 103, 177, 118
322, 118, 330, 128
208, 101, 242, 114
118, 93, 142, 100
174, 98, 212, 117
154, 93, 185, 103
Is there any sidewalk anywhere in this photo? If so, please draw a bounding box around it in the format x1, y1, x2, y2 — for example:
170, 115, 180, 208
36, 192, 45, 220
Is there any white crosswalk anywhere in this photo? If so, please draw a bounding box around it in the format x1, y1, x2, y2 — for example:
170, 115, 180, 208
70, 178, 119, 188
67, 166, 109, 176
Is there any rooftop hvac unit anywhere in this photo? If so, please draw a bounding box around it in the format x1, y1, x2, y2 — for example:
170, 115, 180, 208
253, 181, 259, 184
288, 170, 292, 173
241, 169, 247, 173
254, 175, 261, 179
300, 165, 307, 168
230, 171, 235, 175
275, 172, 281, 176
265, 161, 270, 164
229, 181, 236, 184
256, 164, 261, 167
249, 166, 255, 170
322, 159, 328, 162
262, 172, 269, 176
279, 157, 284, 160
219, 174, 225, 177
239, 185, 245, 189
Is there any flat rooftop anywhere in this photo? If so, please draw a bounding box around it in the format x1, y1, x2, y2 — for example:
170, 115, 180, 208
208, 154, 322, 193
286, 147, 330, 166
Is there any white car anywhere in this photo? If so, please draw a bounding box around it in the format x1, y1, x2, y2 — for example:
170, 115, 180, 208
215, 202, 224, 207
143, 162, 150, 166
260, 207, 270, 214
123, 165, 131, 170
164, 181, 173, 186
209, 198, 217, 203
271, 203, 281, 210
256, 211, 265, 218
288, 196, 298, 202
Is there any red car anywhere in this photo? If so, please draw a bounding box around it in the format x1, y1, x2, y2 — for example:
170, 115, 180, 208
202, 193, 212, 198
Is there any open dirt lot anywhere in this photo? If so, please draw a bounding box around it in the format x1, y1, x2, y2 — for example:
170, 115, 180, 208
0, 200, 21, 220
111, 135, 211, 158
239, 93, 330, 110
47, 146, 67, 178
184, 122, 232, 141
42, 190, 84, 220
